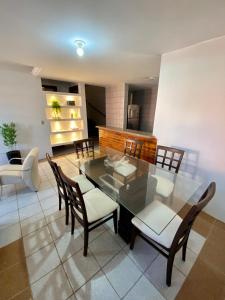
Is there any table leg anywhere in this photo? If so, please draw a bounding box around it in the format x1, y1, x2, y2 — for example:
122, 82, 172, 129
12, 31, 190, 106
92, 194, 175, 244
118, 204, 134, 243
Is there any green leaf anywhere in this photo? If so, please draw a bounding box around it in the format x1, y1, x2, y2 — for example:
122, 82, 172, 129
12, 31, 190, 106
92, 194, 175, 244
0, 122, 17, 148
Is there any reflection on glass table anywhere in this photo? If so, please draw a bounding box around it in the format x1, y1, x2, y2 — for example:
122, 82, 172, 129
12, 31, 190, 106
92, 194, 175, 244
66, 147, 208, 241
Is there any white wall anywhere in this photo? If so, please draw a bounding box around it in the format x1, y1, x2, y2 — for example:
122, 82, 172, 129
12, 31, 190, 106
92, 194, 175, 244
0, 63, 51, 163
153, 36, 225, 222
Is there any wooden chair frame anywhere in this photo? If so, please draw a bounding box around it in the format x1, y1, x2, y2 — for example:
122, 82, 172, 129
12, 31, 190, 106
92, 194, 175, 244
155, 145, 184, 173
73, 138, 96, 159
130, 182, 216, 286
59, 166, 118, 256
124, 139, 144, 159
46, 153, 70, 225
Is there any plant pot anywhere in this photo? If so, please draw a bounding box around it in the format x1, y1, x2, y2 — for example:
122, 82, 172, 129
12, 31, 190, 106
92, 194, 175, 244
6, 150, 22, 165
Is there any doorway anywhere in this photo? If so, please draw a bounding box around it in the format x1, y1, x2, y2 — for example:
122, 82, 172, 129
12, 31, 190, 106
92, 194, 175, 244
85, 85, 106, 137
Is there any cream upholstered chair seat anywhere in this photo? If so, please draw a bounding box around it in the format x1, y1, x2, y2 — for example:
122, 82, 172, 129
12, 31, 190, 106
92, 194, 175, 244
71, 174, 95, 194
0, 147, 40, 192
114, 162, 137, 177
76, 188, 118, 223
132, 200, 182, 248
151, 175, 174, 198
0, 164, 23, 172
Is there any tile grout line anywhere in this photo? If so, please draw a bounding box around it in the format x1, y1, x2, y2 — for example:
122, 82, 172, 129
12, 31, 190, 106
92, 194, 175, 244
123, 243, 160, 296
50, 224, 76, 298
101, 246, 141, 300
61, 227, 123, 296
16, 183, 23, 242
71, 228, 126, 298
92, 246, 124, 299
27, 178, 63, 299
7, 287, 32, 300
0, 185, 19, 235
38, 181, 75, 299
141, 253, 166, 298
16, 183, 33, 300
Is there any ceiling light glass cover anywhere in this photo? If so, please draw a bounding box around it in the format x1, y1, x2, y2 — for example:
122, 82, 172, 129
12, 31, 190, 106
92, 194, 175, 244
75, 40, 86, 57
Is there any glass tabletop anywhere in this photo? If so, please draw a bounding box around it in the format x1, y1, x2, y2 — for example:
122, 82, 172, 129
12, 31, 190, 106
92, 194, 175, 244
66, 147, 208, 235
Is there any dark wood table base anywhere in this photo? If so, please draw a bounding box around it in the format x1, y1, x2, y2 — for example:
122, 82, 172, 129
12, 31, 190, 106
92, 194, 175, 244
118, 204, 134, 243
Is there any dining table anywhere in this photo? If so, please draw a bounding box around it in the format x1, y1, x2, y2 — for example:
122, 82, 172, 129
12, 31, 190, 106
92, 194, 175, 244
66, 147, 208, 243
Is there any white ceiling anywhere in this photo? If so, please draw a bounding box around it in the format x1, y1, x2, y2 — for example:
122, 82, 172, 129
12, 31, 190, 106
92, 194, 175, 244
1, 0, 225, 86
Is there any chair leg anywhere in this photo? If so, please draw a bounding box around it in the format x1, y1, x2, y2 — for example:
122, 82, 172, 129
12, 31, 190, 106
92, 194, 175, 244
71, 213, 75, 235
130, 226, 139, 250
58, 193, 62, 210
113, 210, 118, 234
83, 228, 89, 256
166, 253, 175, 286
182, 240, 188, 261
65, 202, 70, 225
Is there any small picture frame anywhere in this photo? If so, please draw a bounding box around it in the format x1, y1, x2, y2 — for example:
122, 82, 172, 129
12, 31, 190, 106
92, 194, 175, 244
67, 100, 76, 106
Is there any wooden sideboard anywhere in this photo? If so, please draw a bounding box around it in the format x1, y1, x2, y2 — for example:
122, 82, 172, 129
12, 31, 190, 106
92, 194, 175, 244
97, 126, 157, 163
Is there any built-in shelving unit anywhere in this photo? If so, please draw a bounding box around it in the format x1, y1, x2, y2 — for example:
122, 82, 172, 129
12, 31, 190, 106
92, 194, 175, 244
44, 85, 88, 148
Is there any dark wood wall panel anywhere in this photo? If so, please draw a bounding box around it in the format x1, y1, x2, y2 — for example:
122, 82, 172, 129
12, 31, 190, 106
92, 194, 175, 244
98, 127, 157, 163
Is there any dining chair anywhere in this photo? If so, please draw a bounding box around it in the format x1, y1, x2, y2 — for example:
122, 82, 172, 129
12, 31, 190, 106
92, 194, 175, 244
130, 181, 216, 286
74, 138, 96, 159
124, 139, 144, 159
59, 166, 119, 256
46, 153, 95, 225
155, 145, 184, 174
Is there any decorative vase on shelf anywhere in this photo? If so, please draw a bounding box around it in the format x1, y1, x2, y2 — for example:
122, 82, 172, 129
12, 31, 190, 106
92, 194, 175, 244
67, 100, 76, 106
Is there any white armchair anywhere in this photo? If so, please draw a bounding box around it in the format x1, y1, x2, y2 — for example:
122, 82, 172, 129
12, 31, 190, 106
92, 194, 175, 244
0, 147, 40, 192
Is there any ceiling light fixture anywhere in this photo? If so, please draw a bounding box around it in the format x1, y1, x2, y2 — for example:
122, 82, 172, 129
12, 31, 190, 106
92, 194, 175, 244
31, 67, 42, 76
75, 40, 86, 57
144, 76, 159, 81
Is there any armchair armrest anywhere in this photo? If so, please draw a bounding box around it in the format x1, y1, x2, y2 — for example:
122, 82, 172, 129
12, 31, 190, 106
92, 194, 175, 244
8, 157, 24, 163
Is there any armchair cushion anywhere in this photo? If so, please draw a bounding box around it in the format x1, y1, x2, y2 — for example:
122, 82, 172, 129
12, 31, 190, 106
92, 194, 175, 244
22, 148, 40, 191
0, 169, 22, 185
0, 164, 22, 185
0, 164, 22, 172
22, 148, 38, 171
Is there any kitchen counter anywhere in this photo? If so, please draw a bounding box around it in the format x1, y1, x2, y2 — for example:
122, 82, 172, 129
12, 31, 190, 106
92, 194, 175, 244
97, 126, 157, 163
96, 126, 154, 138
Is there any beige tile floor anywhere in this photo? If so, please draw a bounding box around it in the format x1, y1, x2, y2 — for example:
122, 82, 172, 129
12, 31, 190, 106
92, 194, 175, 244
0, 154, 223, 300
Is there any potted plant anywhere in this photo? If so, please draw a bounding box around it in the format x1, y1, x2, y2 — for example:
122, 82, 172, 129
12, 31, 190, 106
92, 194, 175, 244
0, 122, 22, 164
51, 100, 61, 119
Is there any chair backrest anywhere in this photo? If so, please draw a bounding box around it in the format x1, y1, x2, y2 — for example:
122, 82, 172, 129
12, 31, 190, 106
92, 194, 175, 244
171, 182, 216, 251
58, 166, 88, 225
74, 138, 95, 158
155, 145, 184, 173
124, 139, 144, 159
22, 147, 40, 191
46, 153, 67, 200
